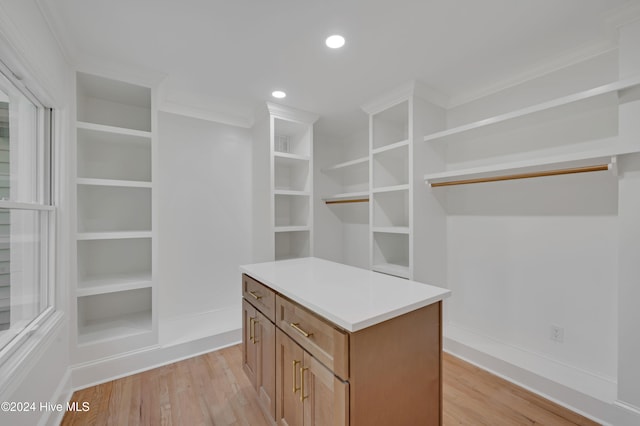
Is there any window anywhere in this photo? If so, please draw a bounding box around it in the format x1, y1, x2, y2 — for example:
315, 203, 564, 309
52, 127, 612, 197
0, 60, 54, 361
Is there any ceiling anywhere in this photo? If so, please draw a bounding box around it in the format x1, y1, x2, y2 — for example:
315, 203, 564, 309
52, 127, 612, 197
40, 0, 634, 137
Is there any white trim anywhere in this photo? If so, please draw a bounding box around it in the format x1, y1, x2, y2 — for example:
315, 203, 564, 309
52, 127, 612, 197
443, 323, 621, 425
0, 312, 65, 401
71, 328, 241, 390
266, 102, 319, 124
38, 368, 72, 426
615, 400, 640, 416
605, 1, 640, 30
159, 99, 253, 129
361, 80, 449, 115
0, 201, 55, 211
448, 42, 618, 108
34, 0, 77, 65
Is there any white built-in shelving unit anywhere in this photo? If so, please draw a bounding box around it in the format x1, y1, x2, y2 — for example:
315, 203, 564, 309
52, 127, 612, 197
73, 72, 156, 362
253, 103, 318, 261
366, 99, 412, 278
321, 155, 370, 203
360, 82, 447, 284
422, 76, 640, 187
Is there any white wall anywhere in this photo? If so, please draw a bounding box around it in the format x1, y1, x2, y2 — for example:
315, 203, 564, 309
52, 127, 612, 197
0, 1, 72, 425
616, 20, 640, 415
157, 112, 252, 343
421, 48, 640, 424
314, 125, 369, 270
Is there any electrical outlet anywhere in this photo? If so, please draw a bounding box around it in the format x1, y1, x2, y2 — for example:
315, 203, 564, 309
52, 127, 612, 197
550, 325, 564, 342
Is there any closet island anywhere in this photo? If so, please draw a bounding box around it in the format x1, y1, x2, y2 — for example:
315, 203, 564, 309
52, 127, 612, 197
240, 257, 450, 425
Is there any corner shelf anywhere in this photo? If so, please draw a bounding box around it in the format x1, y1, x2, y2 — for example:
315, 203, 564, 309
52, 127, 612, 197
372, 263, 410, 279
76, 231, 152, 240
372, 139, 409, 155
372, 226, 410, 234
372, 184, 409, 194
77, 310, 153, 346
273, 189, 310, 196
77, 272, 152, 297
424, 150, 623, 187
274, 226, 310, 233
423, 76, 640, 144
322, 156, 369, 172
76, 121, 152, 139
274, 152, 310, 163
76, 178, 152, 188
322, 191, 369, 204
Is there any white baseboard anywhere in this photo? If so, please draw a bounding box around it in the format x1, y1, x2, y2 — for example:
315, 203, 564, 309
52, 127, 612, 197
159, 305, 241, 346
444, 323, 640, 426
40, 368, 72, 426
71, 328, 241, 390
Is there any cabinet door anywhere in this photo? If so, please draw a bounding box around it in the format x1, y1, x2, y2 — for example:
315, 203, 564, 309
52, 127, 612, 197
242, 299, 258, 388
276, 329, 304, 426
256, 309, 276, 421
302, 352, 349, 426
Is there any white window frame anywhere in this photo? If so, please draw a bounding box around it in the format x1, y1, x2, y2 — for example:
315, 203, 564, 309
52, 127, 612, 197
0, 58, 56, 366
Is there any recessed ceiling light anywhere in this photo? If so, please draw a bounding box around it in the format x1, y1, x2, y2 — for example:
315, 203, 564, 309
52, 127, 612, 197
325, 35, 345, 49
272, 90, 286, 99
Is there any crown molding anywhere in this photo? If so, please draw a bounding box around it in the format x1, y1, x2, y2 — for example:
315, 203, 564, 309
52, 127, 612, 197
75, 56, 168, 90
35, 0, 78, 65
159, 99, 254, 128
605, 1, 640, 30
360, 80, 450, 115
447, 40, 618, 108
159, 88, 254, 128
0, 2, 70, 107
266, 102, 319, 124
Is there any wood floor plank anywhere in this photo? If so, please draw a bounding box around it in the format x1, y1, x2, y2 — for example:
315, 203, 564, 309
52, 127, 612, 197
61, 345, 600, 426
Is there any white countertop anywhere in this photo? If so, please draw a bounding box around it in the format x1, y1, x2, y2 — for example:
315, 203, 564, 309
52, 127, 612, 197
239, 257, 451, 332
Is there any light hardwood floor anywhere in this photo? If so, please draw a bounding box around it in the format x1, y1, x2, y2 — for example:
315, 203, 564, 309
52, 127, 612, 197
61, 344, 599, 426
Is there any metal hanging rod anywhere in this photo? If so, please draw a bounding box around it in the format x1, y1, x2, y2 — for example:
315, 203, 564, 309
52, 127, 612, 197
325, 198, 369, 205
430, 164, 610, 188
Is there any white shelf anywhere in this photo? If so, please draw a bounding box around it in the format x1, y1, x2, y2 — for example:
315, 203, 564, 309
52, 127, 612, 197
372, 184, 410, 194
372, 226, 410, 234
322, 156, 369, 172
424, 149, 624, 187
77, 310, 152, 346
76, 178, 152, 188
77, 272, 152, 297
273, 189, 311, 196
274, 152, 310, 163
372, 263, 410, 279
372, 139, 409, 155
76, 121, 152, 139
322, 191, 370, 203
77, 231, 152, 240
423, 76, 640, 143
274, 226, 310, 233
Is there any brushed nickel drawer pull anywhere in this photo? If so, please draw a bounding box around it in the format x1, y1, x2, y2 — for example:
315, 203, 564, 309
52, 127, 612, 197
248, 291, 262, 300
290, 322, 313, 338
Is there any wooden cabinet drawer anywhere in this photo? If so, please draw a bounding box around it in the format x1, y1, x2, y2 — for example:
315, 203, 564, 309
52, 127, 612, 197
276, 295, 349, 380
243, 274, 276, 322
